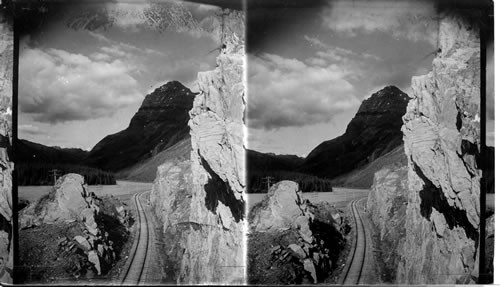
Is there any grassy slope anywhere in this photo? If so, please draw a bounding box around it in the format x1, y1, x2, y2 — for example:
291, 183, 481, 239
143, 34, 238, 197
116, 137, 191, 182
331, 145, 407, 189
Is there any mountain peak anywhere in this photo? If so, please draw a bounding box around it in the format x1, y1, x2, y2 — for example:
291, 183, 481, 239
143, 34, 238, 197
87, 81, 196, 171
357, 85, 410, 115
157, 80, 186, 92
141, 81, 196, 109
300, 85, 410, 179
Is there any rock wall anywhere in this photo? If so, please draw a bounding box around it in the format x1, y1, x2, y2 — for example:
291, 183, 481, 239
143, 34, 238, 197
0, 11, 12, 284
367, 166, 408, 283
397, 12, 481, 283
149, 9, 245, 284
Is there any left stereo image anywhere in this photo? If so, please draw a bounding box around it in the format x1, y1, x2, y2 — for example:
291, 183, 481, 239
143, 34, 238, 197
13, 0, 245, 285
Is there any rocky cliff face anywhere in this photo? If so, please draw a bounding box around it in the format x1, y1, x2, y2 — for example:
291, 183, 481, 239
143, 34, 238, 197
300, 86, 410, 179
367, 166, 408, 282
87, 81, 196, 172
149, 9, 245, 284
397, 12, 481, 283
0, 12, 12, 284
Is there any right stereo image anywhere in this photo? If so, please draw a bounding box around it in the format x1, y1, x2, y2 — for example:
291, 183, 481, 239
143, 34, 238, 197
245, 0, 494, 284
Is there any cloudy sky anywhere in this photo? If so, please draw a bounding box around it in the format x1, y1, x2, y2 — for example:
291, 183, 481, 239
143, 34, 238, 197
247, 0, 441, 156
19, 0, 221, 150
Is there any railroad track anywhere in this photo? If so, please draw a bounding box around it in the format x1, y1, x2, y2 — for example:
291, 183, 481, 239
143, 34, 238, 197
340, 198, 367, 285
120, 192, 150, 285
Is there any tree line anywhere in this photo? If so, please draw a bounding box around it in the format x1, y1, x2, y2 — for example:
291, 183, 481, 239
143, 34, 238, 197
17, 163, 116, 186
248, 170, 332, 193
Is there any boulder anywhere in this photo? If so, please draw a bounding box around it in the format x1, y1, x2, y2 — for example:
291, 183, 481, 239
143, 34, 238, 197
288, 244, 307, 259
74, 235, 91, 251
303, 258, 317, 284
249, 181, 303, 232
56, 175, 88, 217
20, 174, 91, 228
88, 250, 101, 275
295, 216, 313, 244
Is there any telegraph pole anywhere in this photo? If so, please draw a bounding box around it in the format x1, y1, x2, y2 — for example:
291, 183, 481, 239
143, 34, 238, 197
262, 176, 274, 192
49, 169, 60, 185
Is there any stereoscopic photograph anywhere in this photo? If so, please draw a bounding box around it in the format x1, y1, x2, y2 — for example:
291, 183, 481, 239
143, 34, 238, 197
0, 0, 493, 285
246, 0, 494, 285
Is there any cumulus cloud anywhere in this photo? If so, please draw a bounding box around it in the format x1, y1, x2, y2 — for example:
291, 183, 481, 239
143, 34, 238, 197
19, 47, 142, 124
322, 0, 438, 45
248, 53, 360, 130
88, 31, 166, 57
19, 124, 43, 136
304, 35, 381, 64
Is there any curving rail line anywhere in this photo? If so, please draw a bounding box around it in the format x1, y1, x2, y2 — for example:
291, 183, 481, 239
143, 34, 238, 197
340, 198, 367, 285
120, 192, 150, 285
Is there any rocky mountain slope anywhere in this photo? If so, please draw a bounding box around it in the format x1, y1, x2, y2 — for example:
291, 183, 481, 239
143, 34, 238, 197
299, 86, 410, 179
149, 9, 245, 284
368, 11, 486, 284
86, 81, 196, 172
331, 145, 407, 188
116, 137, 191, 182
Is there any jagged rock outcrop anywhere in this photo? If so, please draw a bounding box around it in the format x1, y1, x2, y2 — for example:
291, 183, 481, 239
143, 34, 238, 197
20, 174, 99, 229
86, 81, 196, 172
300, 86, 410, 179
249, 181, 307, 232
149, 9, 245, 284
367, 166, 408, 282
19, 174, 125, 276
248, 181, 346, 284
397, 12, 482, 283
0, 12, 12, 284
